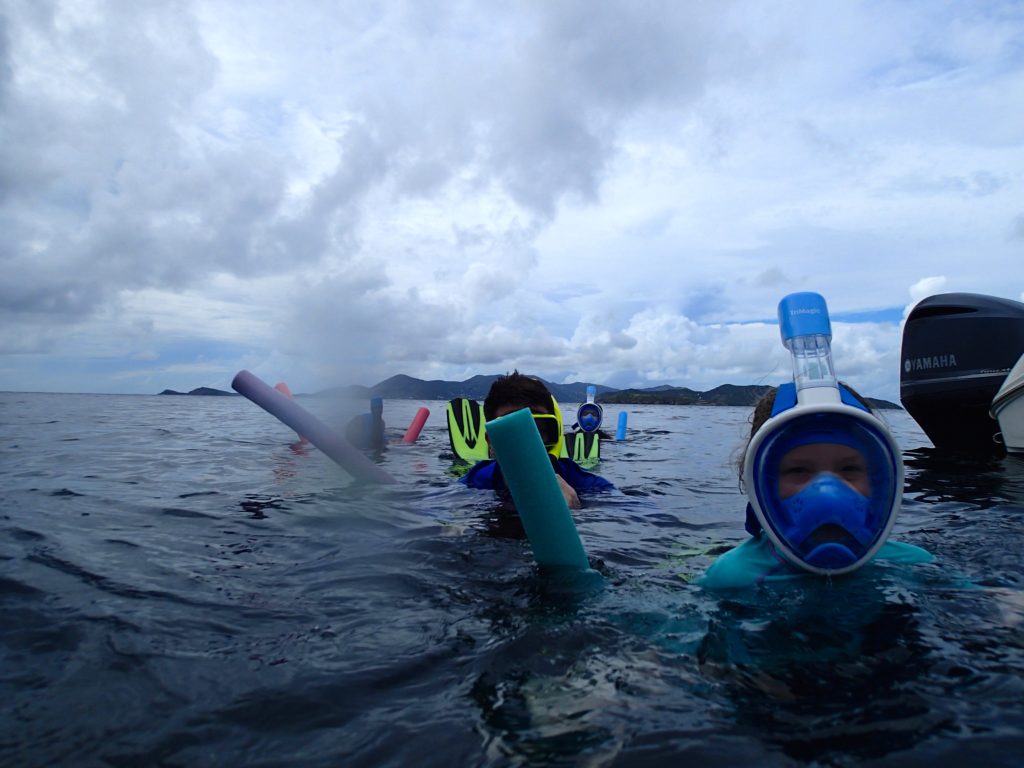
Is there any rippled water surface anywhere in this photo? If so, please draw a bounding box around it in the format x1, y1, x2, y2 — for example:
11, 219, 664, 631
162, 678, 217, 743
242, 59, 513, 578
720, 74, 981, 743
2, 392, 1023, 766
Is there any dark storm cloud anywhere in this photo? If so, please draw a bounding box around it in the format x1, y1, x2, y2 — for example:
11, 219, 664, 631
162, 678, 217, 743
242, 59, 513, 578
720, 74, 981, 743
476, 1, 724, 217
266, 1, 739, 375
0, 0, 736, 361
1, 1, 226, 333
291, 1, 733, 219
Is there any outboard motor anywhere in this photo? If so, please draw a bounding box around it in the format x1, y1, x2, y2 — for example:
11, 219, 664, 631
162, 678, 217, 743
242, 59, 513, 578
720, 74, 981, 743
900, 293, 1024, 452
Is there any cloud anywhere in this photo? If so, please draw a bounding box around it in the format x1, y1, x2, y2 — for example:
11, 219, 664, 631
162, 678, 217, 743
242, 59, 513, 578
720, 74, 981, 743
0, 1, 293, 322
1012, 214, 1024, 241
1, 1, 1023, 399
904, 276, 949, 319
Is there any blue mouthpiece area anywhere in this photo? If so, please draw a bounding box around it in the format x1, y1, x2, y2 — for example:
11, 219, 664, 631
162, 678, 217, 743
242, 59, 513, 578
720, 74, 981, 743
803, 542, 858, 569
778, 474, 875, 550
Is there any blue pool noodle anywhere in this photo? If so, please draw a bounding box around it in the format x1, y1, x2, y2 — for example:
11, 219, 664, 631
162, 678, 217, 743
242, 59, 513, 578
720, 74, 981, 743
616, 411, 628, 440
232, 370, 396, 485
485, 407, 589, 570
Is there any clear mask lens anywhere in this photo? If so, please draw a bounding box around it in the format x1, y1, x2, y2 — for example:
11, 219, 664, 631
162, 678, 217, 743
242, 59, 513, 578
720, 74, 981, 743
749, 410, 899, 573
532, 413, 561, 449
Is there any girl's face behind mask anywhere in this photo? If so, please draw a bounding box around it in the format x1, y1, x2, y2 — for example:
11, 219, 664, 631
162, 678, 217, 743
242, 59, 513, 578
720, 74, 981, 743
778, 443, 871, 499
746, 408, 901, 575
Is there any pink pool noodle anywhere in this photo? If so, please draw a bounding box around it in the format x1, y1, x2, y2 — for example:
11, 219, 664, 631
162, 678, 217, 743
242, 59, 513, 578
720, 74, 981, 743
273, 382, 309, 444
402, 407, 430, 443
232, 370, 396, 485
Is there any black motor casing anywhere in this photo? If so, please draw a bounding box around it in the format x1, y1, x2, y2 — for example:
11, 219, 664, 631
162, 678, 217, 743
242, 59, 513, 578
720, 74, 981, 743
900, 292, 1024, 452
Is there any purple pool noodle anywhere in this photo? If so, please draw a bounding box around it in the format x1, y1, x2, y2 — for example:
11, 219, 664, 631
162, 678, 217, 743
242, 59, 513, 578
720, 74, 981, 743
231, 370, 396, 485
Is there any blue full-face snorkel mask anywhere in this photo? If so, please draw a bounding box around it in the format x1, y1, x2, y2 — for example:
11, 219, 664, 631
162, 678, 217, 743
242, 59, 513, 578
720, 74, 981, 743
576, 385, 604, 434
743, 292, 902, 575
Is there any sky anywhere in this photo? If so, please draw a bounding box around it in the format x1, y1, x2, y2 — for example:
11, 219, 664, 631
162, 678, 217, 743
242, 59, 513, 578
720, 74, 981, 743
2, 0, 1023, 400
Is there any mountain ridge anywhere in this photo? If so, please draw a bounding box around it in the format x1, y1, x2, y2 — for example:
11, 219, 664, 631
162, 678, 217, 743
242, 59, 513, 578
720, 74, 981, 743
159, 375, 901, 409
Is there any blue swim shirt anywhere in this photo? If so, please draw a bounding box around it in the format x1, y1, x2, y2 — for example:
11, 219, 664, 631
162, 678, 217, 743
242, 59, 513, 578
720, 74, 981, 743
461, 458, 614, 493
700, 535, 933, 590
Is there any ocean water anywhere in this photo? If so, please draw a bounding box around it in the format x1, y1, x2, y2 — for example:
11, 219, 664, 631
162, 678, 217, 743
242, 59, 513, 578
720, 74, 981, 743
1, 391, 1023, 767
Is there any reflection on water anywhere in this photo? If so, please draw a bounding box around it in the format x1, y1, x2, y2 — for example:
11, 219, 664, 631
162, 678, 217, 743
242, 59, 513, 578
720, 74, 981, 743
903, 447, 1024, 589
904, 447, 1021, 509
699, 581, 944, 764
1, 395, 1023, 765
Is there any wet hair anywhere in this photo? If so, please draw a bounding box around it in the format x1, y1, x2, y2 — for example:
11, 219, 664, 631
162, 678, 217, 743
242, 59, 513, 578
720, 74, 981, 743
483, 370, 553, 421
736, 382, 874, 486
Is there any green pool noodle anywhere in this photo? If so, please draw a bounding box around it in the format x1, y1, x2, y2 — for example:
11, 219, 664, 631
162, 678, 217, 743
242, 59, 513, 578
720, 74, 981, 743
485, 407, 589, 570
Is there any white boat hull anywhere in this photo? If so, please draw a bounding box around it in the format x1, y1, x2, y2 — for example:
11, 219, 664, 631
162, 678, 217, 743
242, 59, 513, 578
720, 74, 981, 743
992, 352, 1024, 453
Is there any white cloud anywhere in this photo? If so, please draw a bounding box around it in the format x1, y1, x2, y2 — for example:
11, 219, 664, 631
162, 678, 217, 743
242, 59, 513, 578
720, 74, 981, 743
908, 276, 949, 305
1, 0, 1023, 400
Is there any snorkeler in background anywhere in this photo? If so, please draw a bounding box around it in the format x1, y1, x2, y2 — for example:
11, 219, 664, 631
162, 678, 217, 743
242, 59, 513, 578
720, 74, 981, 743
461, 371, 614, 509
345, 396, 386, 452
701, 293, 932, 590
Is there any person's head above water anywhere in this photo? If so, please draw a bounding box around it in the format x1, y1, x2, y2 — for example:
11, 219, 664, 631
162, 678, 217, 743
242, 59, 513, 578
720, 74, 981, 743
740, 384, 874, 490
484, 371, 564, 456
741, 381, 901, 575
694, 292, 919, 587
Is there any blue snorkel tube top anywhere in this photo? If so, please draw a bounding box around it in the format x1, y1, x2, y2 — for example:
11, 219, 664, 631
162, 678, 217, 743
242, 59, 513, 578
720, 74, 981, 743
743, 293, 903, 576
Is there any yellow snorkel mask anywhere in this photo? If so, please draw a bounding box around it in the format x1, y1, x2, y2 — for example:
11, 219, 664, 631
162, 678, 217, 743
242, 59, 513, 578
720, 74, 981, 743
533, 396, 566, 457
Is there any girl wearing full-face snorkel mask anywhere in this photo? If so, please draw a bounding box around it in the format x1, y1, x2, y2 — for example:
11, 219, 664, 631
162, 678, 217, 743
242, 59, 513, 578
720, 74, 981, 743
700, 293, 933, 590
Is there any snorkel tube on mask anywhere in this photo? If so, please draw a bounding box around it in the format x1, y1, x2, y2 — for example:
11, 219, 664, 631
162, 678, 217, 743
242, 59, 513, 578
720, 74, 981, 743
743, 292, 903, 575
576, 385, 604, 434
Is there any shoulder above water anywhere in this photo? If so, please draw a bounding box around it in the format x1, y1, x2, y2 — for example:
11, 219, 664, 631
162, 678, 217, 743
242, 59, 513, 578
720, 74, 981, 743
699, 536, 934, 591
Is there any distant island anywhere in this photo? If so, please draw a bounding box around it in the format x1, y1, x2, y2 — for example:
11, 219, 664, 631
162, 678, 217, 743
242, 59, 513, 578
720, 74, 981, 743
159, 374, 901, 410
159, 387, 237, 397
